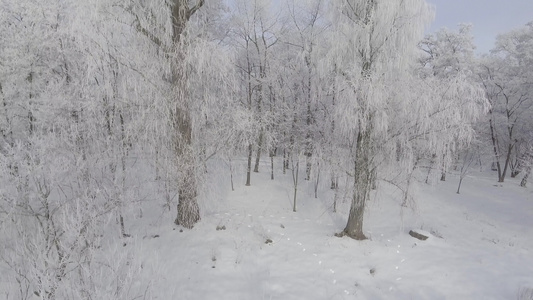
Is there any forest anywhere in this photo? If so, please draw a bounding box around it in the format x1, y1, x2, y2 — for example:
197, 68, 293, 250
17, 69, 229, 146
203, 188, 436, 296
1, 0, 532, 299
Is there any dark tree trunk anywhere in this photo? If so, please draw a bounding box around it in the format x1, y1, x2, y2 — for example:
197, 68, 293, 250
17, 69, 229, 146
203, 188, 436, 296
305, 151, 312, 181
229, 158, 235, 191
171, 0, 204, 228
175, 164, 200, 228
270, 150, 274, 180
457, 177, 464, 194
283, 150, 288, 174
254, 130, 263, 173
246, 143, 252, 186
292, 159, 299, 212
500, 142, 514, 183
488, 114, 503, 182
340, 129, 371, 240
520, 166, 530, 187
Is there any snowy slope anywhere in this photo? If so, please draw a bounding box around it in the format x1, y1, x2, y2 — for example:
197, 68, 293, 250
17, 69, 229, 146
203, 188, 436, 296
128, 161, 533, 300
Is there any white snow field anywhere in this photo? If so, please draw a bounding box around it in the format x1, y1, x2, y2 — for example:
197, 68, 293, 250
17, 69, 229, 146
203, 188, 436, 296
126, 160, 533, 300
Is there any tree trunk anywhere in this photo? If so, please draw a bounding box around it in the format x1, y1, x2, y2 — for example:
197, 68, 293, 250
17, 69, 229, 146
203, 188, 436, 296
253, 130, 263, 173
520, 166, 531, 187
270, 150, 274, 180
283, 149, 288, 174
292, 159, 299, 212
500, 142, 513, 182
488, 114, 503, 181
341, 129, 371, 240
457, 177, 464, 194
402, 161, 418, 206
246, 143, 252, 186
314, 164, 320, 199
305, 153, 312, 181
229, 158, 235, 191
425, 155, 436, 184
175, 162, 200, 228
170, 0, 204, 228
332, 184, 339, 213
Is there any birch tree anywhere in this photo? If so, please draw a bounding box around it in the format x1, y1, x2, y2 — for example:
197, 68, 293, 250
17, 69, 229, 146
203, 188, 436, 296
328, 0, 487, 240
326, 0, 432, 239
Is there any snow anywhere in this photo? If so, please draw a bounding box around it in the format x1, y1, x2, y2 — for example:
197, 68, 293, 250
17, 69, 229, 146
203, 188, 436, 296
117, 159, 533, 300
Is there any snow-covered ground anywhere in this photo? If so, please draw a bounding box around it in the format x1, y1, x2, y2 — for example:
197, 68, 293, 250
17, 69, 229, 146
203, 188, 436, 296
126, 160, 533, 300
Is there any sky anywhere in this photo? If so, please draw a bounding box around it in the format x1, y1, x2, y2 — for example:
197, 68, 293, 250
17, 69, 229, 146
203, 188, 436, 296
427, 0, 533, 53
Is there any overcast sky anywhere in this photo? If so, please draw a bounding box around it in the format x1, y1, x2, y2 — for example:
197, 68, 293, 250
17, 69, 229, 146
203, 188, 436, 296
427, 0, 533, 53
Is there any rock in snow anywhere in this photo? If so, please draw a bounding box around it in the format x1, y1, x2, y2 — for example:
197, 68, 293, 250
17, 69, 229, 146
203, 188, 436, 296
409, 230, 429, 241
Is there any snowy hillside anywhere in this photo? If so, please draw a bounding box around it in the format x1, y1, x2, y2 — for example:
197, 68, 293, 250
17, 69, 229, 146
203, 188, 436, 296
119, 161, 533, 300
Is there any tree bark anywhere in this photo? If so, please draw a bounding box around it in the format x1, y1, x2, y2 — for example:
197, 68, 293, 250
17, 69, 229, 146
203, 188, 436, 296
246, 143, 252, 186
457, 177, 464, 194
254, 130, 263, 173
500, 142, 514, 183
520, 166, 530, 187
270, 149, 275, 180
488, 112, 503, 182
175, 156, 200, 228
170, 0, 204, 228
341, 129, 371, 240
292, 159, 299, 212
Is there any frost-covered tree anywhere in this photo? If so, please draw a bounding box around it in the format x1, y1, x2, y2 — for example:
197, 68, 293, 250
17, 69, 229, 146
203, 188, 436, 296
326, 0, 433, 239
478, 22, 533, 182
328, 0, 487, 240
123, 0, 207, 228
0, 0, 149, 298
228, 0, 283, 186
418, 24, 478, 181
282, 0, 330, 182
